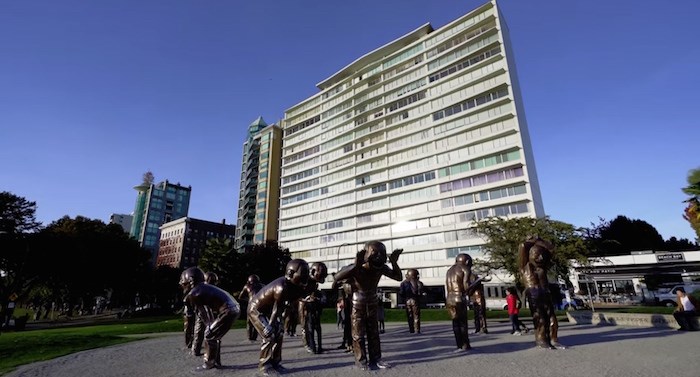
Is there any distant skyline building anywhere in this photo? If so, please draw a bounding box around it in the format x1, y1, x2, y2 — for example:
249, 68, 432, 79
156, 216, 235, 269
234, 116, 283, 253
109, 213, 133, 233
129, 179, 191, 265
277, 0, 544, 293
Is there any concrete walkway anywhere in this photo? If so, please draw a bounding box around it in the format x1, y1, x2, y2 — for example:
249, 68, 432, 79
6, 321, 699, 377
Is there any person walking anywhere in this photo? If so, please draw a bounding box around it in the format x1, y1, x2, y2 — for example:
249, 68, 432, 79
506, 287, 529, 335
336, 298, 345, 329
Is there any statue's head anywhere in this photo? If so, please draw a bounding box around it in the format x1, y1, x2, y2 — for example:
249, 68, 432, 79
363, 241, 387, 270
204, 272, 219, 285
179, 267, 205, 293
310, 262, 328, 284
247, 274, 260, 285
406, 268, 419, 280
285, 259, 310, 287
519, 236, 554, 270
455, 253, 472, 267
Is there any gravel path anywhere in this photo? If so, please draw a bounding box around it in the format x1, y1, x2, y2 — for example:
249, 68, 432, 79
6, 321, 699, 377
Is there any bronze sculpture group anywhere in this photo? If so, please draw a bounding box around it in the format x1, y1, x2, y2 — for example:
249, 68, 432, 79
176, 236, 567, 373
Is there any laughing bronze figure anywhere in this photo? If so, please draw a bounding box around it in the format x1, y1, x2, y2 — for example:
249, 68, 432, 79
300, 262, 328, 354
519, 236, 565, 349
399, 268, 424, 334
445, 253, 475, 351
333, 241, 402, 370
180, 267, 240, 371
248, 259, 310, 376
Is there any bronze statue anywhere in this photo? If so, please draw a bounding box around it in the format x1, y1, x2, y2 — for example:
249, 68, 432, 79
239, 274, 264, 341
248, 259, 310, 376
445, 253, 475, 351
399, 268, 424, 334
469, 273, 488, 334
332, 277, 354, 352
333, 241, 402, 370
518, 236, 565, 349
180, 267, 240, 370
300, 262, 328, 354
191, 272, 219, 356
283, 299, 299, 337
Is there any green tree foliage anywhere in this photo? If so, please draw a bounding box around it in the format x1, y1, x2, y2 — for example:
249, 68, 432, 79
0, 192, 43, 323
473, 216, 589, 288
0, 191, 41, 234
586, 216, 665, 256
682, 167, 700, 241
198, 237, 239, 293
26, 216, 151, 309
243, 240, 292, 286
198, 239, 291, 294
664, 237, 698, 251
144, 266, 182, 310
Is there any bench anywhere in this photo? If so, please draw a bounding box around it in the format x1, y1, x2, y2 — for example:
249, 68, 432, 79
566, 311, 700, 329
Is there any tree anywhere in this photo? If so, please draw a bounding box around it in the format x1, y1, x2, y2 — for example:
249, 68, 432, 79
27, 216, 151, 310
198, 239, 291, 294
664, 237, 698, 251
199, 237, 240, 293
0, 191, 41, 234
0, 192, 42, 328
242, 240, 292, 286
586, 216, 665, 256
473, 216, 589, 289
682, 167, 700, 241
142, 171, 154, 186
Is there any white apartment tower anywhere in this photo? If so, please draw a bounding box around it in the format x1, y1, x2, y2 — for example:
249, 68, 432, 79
278, 0, 544, 292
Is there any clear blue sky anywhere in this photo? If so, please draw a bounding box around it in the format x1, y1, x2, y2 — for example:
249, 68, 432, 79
1, 0, 698, 242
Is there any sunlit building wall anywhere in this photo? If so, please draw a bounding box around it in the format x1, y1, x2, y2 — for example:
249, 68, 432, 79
278, 0, 544, 292
235, 117, 283, 252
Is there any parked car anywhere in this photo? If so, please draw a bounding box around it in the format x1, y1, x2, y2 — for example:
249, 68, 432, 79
655, 284, 700, 307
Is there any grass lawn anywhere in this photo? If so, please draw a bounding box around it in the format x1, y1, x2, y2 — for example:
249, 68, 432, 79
0, 306, 671, 375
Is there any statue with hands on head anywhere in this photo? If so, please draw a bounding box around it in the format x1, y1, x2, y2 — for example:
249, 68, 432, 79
333, 241, 402, 371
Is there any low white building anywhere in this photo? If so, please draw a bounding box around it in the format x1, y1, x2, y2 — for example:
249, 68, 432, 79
569, 250, 700, 304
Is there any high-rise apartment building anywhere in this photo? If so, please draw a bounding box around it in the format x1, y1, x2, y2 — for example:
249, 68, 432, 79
278, 0, 544, 292
130, 179, 191, 265
235, 117, 283, 253
156, 217, 235, 269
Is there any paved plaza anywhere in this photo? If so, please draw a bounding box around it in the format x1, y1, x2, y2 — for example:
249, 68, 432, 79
7, 320, 699, 377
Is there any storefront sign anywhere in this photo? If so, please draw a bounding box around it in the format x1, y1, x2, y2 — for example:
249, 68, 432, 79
656, 253, 684, 263
580, 268, 617, 274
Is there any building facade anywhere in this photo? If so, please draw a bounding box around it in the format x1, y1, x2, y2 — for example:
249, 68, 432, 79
129, 180, 191, 265
570, 250, 700, 305
109, 213, 133, 233
277, 0, 544, 292
156, 217, 235, 269
235, 117, 283, 253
